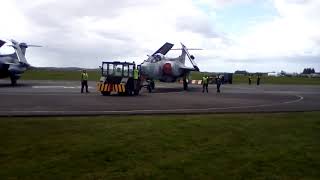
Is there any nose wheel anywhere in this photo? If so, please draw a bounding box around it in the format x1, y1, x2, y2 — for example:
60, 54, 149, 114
150, 80, 155, 90
145, 80, 155, 93
183, 77, 188, 90
10, 76, 17, 86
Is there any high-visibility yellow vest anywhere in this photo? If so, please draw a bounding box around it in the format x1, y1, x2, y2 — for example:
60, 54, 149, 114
133, 69, 139, 80
202, 77, 208, 84
82, 73, 88, 81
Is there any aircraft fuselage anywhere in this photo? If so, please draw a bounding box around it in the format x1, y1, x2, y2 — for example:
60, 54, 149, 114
0, 53, 24, 81
140, 59, 185, 82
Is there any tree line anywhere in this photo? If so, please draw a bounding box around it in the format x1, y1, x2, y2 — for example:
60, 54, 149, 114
302, 68, 315, 74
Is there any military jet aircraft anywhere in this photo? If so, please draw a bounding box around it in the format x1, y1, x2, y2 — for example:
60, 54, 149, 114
0, 39, 40, 85
140, 42, 200, 90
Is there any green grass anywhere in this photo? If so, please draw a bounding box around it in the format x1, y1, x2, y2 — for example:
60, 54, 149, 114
1, 112, 320, 179
22, 69, 101, 81
190, 71, 320, 85
21, 69, 320, 85
232, 75, 320, 85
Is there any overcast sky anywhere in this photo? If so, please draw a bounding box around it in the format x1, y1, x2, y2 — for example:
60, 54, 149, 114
0, 0, 319, 73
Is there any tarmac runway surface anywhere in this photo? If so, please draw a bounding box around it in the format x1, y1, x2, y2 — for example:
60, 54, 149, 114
0, 80, 320, 116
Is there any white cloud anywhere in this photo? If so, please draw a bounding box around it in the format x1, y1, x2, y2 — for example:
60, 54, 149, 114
195, 0, 254, 9
1, 0, 215, 68
0, 0, 319, 73
202, 0, 320, 72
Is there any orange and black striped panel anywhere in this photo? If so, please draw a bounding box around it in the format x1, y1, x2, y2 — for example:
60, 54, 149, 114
97, 83, 108, 92
97, 82, 102, 91
117, 84, 125, 93
114, 84, 118, 92
100, 83, 105, 91
103, 84, 109, 91
114, 84, 125, 93
97, 83, 125, 93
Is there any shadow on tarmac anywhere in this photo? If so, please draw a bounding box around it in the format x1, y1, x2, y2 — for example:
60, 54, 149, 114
0, 83, 33, 88
150, 86, 199, 93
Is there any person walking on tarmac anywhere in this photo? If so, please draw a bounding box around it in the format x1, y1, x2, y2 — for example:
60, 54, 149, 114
81, 69, 89, 93
257, 75, 261, 86
202, 74, 209, 93
133, 65, 139, 90
248, 75, 252, 85
216, 75, 222, 93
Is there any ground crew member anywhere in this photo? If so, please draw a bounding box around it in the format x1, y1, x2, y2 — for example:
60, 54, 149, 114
219, 74, 224, 84
248, 75, 252, 85
257, 75, 261, 86
202, 75, 209, 93
216, 76, 222, 93
133, 66, 139, 90
81, 70, 89, 93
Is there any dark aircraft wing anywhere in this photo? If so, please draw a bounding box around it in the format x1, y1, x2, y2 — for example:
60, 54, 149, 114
0, 39, 6, 48
152, 42, 174, 56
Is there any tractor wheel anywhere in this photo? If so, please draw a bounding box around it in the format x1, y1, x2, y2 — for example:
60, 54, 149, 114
183, 80, 188, 90
134, 90, 139, 95
147, 85, 152, 93
10, 76, 17, 86
150, 81, 155, 89
127, 90, 133, 96
101, 91, 110, 96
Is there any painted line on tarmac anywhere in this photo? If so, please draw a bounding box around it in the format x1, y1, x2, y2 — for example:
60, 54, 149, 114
0, 93, 96, 96
32, 86, 94, 89
0, 95, 304, 115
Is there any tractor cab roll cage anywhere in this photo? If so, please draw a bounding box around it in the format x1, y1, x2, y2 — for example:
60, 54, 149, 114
97, 61, 143, 96
101, 61, 137, 78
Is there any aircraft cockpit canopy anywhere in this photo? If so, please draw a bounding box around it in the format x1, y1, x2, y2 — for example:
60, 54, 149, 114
149, 53, 164, 63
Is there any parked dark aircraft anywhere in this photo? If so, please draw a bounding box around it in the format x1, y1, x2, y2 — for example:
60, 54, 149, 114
0, 39, 40, 85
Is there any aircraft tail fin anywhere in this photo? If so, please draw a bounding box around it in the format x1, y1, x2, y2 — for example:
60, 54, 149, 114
9, 39, 41, 65
10, 40, 29, 65
182, 43, 199, 71
172, 43, 200, 71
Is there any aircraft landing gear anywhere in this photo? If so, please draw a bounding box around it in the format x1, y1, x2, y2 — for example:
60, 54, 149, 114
10, 76, 17, 86
147, 82, 152, 93
150, 80, 155, 90
145, 79, 154, 93
183, 75, 188, 90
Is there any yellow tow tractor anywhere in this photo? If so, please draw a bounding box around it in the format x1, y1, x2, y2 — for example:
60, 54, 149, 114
97, 61, 143, 96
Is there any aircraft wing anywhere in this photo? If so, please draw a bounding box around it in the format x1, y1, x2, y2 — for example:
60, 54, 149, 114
0, 39, 6, 48
181, 66, 199, 73
4, 62, 20, 65
152, 42, 174, 56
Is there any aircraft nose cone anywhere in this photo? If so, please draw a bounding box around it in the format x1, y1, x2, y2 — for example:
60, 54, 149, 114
163, 63, 172, 75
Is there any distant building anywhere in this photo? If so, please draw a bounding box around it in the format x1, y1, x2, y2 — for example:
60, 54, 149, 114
310, 73, 320, 78
267, 72, 280, 77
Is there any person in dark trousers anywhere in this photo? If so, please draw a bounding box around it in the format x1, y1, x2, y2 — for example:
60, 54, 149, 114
202, 75, 209, 93
216, 76, 221, 93
133, 66, 139, 90
257, 75, 261, 85
81, 70, 89, 93
248, 75, 252, 85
